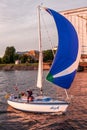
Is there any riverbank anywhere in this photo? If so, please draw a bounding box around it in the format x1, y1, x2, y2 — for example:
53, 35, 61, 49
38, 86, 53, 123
0, 62, 87, 71
0, 63, 50, 71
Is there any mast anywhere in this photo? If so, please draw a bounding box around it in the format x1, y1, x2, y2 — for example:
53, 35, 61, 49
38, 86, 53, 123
37, 6, 43, 94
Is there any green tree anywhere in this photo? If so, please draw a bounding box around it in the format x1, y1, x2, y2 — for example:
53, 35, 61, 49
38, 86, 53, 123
43, 50, 54, 62
19, 55, 36, 63
2, 46, 16, 63
28, 55, 36, 63
0, 57, 2, 64
14, 53, 20, 61
20, 55, 28, 63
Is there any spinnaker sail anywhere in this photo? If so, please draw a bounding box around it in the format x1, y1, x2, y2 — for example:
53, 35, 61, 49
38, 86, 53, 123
45, 8, 81, 89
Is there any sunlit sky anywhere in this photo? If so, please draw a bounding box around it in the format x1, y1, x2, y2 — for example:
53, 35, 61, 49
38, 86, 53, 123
0, 0, 87, 57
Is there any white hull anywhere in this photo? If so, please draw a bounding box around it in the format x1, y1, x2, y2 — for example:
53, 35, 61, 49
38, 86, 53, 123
7, 97, 69, 113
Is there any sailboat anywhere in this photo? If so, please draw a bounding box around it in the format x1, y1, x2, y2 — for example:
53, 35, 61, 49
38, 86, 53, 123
7, 6, 81, 113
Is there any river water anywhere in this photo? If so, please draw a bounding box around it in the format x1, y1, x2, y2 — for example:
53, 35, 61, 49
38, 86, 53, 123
0, 70, 87, 130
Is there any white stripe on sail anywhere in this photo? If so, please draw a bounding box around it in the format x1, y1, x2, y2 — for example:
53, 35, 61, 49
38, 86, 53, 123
53, 60, 77, 78
53, 42, 81, 78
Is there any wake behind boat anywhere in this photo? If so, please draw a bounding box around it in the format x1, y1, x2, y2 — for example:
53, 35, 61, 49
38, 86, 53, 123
7, 6, 81, 114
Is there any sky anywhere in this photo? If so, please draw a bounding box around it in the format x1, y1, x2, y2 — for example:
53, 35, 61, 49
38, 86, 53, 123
0, 0, 87, 57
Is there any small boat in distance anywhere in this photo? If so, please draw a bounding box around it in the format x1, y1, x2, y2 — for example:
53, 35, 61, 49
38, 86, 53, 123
7, 6, 81, 114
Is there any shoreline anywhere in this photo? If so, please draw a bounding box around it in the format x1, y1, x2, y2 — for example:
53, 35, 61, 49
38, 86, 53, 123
0, 63, 51, 71
0, 62, 87, 71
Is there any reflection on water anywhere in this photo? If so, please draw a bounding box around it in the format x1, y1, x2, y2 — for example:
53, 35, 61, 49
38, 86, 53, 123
0, 71, 87, 130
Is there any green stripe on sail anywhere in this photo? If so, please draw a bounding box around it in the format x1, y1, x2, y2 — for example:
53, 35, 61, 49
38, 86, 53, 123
46, 73, 53, 82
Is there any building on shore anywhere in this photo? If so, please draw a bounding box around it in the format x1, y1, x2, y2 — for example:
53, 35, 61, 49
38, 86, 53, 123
60, 7, 87, 62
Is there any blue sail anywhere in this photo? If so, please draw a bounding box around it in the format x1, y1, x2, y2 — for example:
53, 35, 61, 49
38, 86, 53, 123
46, 8, 80, 89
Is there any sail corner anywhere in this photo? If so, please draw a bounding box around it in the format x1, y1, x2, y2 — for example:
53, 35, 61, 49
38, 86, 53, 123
46, 73, 53, 82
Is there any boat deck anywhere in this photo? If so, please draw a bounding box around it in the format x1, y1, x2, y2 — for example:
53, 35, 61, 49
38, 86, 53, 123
8, 96, 69, 105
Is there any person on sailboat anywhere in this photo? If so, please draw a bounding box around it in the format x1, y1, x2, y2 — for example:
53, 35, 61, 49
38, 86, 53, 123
26, 90, 34, 102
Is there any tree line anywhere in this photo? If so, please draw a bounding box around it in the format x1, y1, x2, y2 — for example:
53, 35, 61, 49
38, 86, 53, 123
0, 46, 55, 64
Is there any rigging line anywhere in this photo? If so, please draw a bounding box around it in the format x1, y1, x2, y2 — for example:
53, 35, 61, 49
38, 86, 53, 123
40, 10, 55, 57
64, 89, 69, 100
